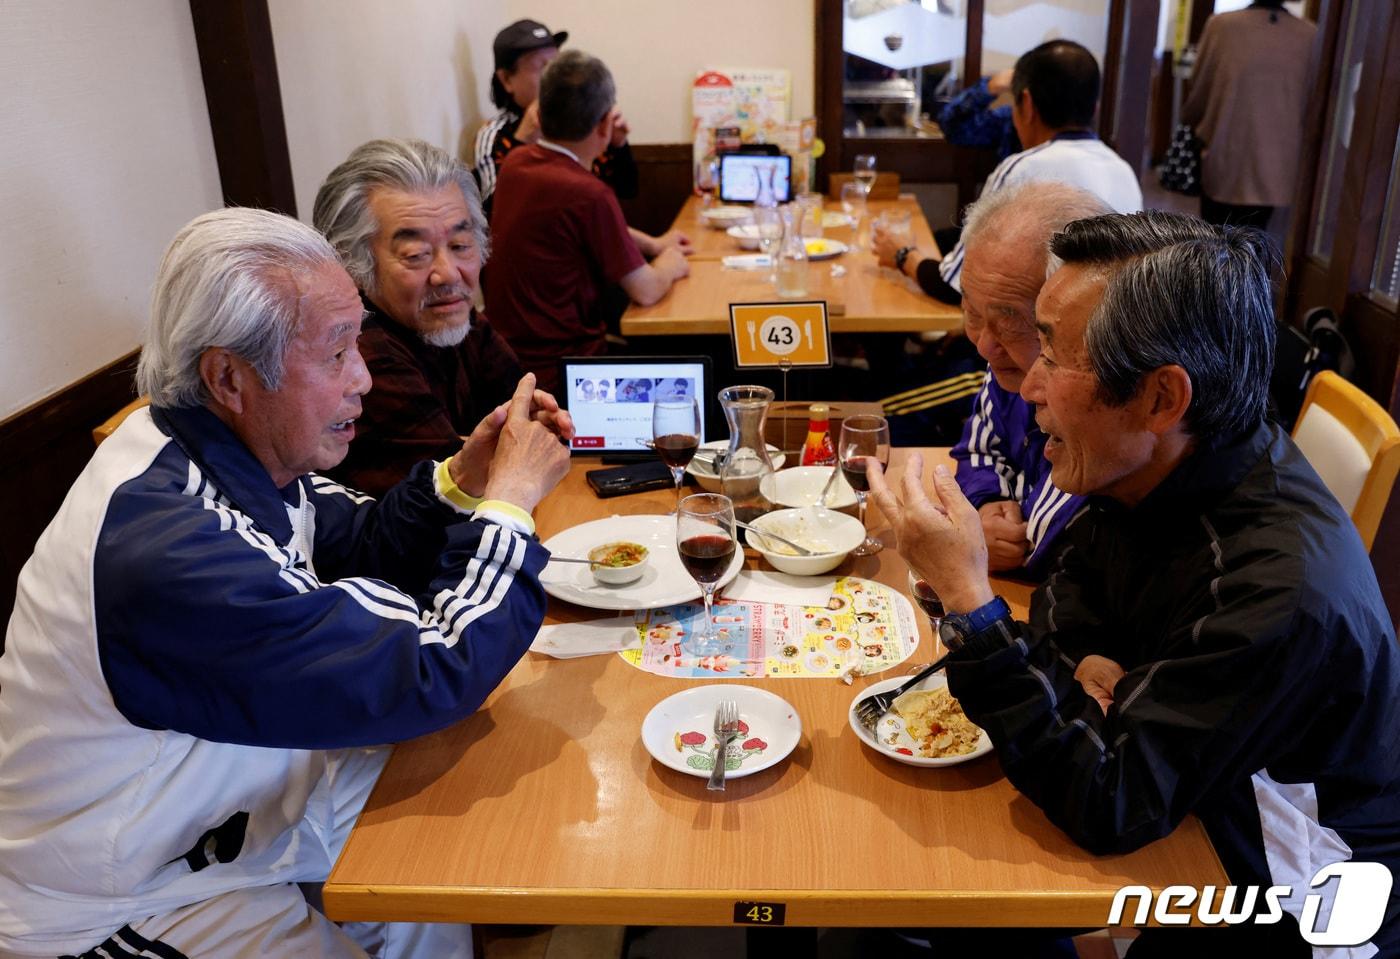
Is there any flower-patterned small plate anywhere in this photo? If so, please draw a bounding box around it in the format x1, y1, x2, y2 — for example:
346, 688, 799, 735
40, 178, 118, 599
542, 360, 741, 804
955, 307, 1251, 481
642, 685, 801, 780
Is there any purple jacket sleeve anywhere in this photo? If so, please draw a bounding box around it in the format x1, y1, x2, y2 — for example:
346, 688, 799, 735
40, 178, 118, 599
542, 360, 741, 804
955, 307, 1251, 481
952, 374, 1017, 508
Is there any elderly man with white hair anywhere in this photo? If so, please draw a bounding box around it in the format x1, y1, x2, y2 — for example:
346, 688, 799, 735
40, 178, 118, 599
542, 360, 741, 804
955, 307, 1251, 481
950, 180, 1111, 574
314, 137, 574, 496
0, 207, 569, 957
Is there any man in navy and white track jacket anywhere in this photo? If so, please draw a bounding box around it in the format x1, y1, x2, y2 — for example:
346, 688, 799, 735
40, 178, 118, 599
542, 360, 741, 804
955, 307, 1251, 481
0, 208, 570, 958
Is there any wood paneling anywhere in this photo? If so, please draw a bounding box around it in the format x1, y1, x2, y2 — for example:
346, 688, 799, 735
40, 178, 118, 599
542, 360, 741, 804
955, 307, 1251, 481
617, 144, 693, 238
0, 352, 140, 639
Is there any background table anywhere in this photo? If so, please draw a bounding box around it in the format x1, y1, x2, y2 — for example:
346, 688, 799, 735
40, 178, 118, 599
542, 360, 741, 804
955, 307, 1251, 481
323, 449, 1228, 927
620, 197, 963, 337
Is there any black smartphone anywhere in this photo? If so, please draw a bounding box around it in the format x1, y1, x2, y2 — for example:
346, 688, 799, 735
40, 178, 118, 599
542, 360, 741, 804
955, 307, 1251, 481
585, 461, 676, 498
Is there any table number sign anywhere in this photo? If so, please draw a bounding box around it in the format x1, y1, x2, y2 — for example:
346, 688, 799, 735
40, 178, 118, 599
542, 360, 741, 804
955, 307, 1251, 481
734, 901, 787, 925
730, 302, 832, 369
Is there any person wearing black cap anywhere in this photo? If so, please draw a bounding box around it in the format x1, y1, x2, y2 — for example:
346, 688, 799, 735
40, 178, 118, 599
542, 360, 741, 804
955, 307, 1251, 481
471, 18, 637, 217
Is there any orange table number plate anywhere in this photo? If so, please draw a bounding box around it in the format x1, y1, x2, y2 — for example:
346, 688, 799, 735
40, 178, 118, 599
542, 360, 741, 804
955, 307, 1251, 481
730, 301, 832, 369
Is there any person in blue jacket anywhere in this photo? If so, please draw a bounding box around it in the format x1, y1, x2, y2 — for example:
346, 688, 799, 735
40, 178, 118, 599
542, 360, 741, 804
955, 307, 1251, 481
950, 180, 1111, 574
0, 207, 571, 957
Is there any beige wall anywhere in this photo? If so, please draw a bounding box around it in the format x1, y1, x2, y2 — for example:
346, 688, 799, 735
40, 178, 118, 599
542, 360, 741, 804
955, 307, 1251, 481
0, 1, 221, 420
271, 0, 815, 216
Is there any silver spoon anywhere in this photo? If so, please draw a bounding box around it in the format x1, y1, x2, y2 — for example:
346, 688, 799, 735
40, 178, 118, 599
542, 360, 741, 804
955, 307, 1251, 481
734, 520, 818, 556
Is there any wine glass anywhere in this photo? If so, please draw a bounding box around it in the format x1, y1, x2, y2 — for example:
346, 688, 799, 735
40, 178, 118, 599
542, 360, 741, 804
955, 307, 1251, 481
840, 181, 868, 251
853, 153, 877, 195
907, 568, 946, 657
694, 155, 719, 209
652, 395, 701, 511
677, 493, 737, 657
838, 414, 891, 556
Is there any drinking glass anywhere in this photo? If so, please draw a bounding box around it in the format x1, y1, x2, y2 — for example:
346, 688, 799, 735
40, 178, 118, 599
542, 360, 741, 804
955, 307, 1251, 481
840, 181, 868, 250
694, 155, 719, 208
853, 153, 877, 195
838, 414, 891, 556
652, 396, 701, 511
907, 568, 945, 640
677, 493, 737, 656
752, 204, 783, 281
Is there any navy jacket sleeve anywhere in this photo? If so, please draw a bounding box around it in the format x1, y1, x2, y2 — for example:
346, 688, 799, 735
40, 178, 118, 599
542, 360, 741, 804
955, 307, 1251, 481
946, 552, 1335, 855
94, 469, 548, 751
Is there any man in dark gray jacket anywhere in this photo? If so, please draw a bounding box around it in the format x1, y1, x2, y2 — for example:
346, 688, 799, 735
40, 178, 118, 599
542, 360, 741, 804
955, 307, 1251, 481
871, 212, 1399, 956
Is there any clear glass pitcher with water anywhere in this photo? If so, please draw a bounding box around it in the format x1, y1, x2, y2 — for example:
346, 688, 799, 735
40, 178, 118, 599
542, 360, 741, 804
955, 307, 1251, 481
718, 385, 777, 525
774, 204, 809, 298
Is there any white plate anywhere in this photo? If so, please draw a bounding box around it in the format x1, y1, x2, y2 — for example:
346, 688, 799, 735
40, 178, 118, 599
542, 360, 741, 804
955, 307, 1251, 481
848, 674, 993, 767
541, 514, 743, 611
642, 684, 801, 779
727, 224, 762, 250
685, 440, 787, 493
804, 238, 848, 261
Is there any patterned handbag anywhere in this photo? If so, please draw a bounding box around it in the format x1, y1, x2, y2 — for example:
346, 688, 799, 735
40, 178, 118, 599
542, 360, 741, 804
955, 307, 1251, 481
1159, 124, 1202, 196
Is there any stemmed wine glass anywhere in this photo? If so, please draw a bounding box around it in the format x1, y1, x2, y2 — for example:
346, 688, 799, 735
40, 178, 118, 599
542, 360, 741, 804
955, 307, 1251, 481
677, 493, 737, 657
838, 414, 891, 556
853, 153, 877, 195
907, 568, 946, 657
652, 395, 701, 511
694, 155, 719, 209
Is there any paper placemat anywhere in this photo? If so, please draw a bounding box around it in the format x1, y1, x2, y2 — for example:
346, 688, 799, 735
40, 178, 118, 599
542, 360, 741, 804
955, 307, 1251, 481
619, 576, 917, 679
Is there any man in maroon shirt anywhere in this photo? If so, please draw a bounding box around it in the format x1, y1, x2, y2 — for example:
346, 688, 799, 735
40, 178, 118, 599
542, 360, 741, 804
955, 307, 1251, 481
487, 50, 691, 394
313, 137, 573, 495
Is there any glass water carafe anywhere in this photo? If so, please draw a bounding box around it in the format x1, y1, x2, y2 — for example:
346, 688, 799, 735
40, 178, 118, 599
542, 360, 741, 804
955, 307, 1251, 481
718, 385, 777, 525
775, 204, 809, 298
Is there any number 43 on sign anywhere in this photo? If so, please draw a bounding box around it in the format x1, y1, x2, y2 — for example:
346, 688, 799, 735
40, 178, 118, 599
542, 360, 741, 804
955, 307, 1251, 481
730, 301, 832, 369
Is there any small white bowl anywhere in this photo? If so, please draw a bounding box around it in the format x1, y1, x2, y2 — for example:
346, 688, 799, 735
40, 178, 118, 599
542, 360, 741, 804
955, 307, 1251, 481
587, 541, 650, 585
701, 205, 752, 229
744, 507, 865, 576
760, 466, 858, 512
686, 440, 786, 493
727, 224, 762, 249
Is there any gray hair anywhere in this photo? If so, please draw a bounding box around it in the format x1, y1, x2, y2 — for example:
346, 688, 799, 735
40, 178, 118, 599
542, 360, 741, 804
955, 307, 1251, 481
962, 180, 1112, 268
136, 207, 340, 409
538, 50, 615, 141
1048, 211, 1279, 441
311, 138, 487, 293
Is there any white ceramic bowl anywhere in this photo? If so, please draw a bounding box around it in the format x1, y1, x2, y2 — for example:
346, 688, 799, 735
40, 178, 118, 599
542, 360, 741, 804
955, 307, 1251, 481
726, 224, 762, 249
700, 205, 751, 229
743, 507, 865, 576
760, 466, 858, 511
587, 541, 650, 585
686, 440, 786, 493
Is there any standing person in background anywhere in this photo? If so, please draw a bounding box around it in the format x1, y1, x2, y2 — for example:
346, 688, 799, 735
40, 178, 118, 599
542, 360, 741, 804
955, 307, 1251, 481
472, 18, 637, 218
1181, 0, 1317, 230
937, 67, 1020, 163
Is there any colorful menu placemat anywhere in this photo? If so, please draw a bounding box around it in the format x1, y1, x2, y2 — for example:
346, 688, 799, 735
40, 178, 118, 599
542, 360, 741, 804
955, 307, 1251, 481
619, 576, 917, 679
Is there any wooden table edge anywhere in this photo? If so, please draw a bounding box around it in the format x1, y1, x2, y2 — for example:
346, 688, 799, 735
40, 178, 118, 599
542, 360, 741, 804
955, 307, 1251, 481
322, 884, 1189, 927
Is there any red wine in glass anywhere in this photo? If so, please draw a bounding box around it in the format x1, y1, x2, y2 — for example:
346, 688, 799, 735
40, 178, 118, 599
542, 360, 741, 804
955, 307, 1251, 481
679, 534, 736, 586
654, 433, 699, 469
911, 578, 945, 623
841, 454, 887, 493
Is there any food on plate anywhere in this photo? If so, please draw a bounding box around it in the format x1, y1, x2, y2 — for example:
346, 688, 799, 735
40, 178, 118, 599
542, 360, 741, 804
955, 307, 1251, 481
891, 688, 981, 758
588, 541, 648, 568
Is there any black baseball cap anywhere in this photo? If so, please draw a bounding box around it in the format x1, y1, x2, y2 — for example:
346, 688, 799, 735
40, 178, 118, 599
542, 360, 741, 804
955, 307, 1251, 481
493, 19, 568, 70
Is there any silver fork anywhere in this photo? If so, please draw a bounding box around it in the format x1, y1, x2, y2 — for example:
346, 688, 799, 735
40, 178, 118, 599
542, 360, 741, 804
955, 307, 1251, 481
854, 652, 953, 731
706, 701, 743, 792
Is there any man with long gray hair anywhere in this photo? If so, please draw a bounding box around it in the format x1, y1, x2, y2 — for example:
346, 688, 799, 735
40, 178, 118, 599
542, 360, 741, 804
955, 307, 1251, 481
314, 137, 573, 496
949, 180, 1111, 575
871, 212, 1399, 954
0, 207, 569, 957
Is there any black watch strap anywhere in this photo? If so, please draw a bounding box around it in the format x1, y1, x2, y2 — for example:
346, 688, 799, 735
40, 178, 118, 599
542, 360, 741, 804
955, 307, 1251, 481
894, 245, 915, 273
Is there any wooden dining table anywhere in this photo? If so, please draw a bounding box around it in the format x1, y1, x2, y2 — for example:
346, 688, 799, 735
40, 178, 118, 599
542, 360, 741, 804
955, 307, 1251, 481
322, 448, 1228, 928
619, 196, 964, 337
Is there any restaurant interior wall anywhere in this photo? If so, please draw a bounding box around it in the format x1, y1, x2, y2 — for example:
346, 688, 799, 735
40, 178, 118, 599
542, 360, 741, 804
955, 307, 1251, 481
0, 0, 221, 421
0, 0, 222, 634
269, 0, 816, 218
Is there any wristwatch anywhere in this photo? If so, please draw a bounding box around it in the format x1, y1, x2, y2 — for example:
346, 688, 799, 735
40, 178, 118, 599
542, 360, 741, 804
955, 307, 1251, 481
938, 596, 1013, 651
893, 245, 915, 274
